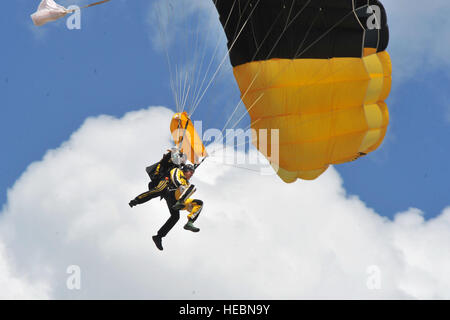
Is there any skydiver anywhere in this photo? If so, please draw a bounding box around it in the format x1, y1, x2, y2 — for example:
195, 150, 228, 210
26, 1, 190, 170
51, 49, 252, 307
150, 163, 203, 251
128, 147, 185, 208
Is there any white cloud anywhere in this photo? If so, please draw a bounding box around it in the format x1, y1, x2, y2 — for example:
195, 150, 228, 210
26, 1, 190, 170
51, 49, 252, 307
384, 0, 450, 81
0, 106, 449, 299
0, 242, 50, 299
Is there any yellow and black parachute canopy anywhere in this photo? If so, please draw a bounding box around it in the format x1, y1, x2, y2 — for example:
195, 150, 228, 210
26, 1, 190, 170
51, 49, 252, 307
213, 0, 392, 182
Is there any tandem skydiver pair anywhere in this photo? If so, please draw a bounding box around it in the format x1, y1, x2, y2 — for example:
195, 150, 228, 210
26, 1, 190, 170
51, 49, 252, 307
129, 148, 203, 251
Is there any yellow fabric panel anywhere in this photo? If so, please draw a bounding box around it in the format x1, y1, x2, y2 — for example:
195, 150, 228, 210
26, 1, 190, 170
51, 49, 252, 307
359, 129, 382, 152
330, 131, 366, 164
364, 48, 377, 57
170, 112, 207, 164
363, 54, 384, 104
233, 52, 392, 182
364, 103, 384, 129
378, 51, 393, 101
357, 52, 392, 154
241, 58, 369, 119
365, 101, 389, 154
274, 164, 329, 183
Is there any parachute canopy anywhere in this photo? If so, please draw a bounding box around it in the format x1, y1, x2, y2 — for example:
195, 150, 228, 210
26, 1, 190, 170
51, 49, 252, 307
170, 112, 207, 165
213, 0, 392, 182
31, 0, 111, 27
31, 0, 68, 26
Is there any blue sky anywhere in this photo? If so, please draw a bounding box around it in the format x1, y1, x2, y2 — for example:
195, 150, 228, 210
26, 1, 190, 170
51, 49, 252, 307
1, 0, 449, 219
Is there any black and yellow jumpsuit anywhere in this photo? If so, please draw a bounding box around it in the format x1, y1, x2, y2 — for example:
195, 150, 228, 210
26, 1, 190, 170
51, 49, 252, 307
157, 167, 203, 238
130, 152, 176, 206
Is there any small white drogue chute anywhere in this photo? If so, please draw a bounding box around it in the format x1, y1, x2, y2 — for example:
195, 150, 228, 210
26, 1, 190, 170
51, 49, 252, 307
31, 0, 111, 27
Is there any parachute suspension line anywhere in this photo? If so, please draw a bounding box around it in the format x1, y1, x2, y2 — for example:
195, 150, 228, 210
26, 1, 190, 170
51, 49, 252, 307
189, 0, 251, 117
177, 65, 186, 113
218, 70, 261, 137
190, 0, 221, 106
181, 76, 192, 113
180, 69, 188, 113
216, 2, 301, 141
295, 6, 364, 59
182, 84, 191, 113
189, 0, 263, 118
185, 9, 204, 112
192, 0, 308, 99
190, 0, 299, 98
250, 9, 285, 61
188, 28, 211, 114
175, 64, 182, 112
155, 3, 180, 113
215, 3, 295, 140
207, 158, 266, 174
157, 0, 205, 114
249, 0, 312, 82
216, 6, 302, 145
265, 0, 297, 59
177, 67, 188, 113
188, 0, 239, 116
217, 92, 264, 146
207, 0, 310, 83
294, 12, 321, 59
178, 0, 194, 114
168, 0, 226, 116
207, 118, 262, 157
190, 0, 258, 116
244, 7, 330, 100
187, 0, 224, 113
282, 4, 375, 98
284, 0, 312, 31
180, 70, 187, 114
180, 68, 189, 112
280, 4, 375, 121
198, 1, 294, 153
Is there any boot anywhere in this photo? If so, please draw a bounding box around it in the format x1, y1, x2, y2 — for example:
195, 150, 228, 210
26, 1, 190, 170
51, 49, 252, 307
184, 220, 200, 233
152, 235, 163, 251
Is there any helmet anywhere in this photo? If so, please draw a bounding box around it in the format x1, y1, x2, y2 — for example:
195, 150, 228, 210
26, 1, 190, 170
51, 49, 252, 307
182, 164, 195, 173
170, 148, 187, 166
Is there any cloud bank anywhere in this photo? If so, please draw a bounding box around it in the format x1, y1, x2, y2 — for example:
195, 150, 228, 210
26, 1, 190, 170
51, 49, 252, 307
0, 106, 449, 299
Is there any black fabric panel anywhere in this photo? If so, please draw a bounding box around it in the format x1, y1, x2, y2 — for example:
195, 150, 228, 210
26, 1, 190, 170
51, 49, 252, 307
213, 0, 390, 67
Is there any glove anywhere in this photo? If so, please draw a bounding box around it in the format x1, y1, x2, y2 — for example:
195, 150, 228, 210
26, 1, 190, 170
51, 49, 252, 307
129, 199, 138, 208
